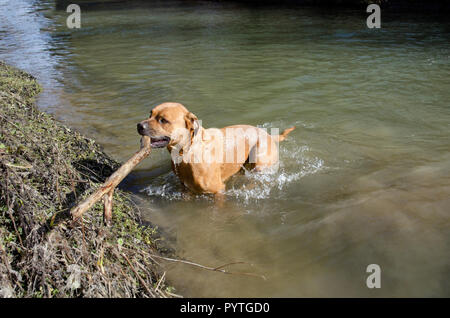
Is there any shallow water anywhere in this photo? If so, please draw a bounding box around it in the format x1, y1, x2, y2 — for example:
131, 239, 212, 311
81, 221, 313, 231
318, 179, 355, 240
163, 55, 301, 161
1, 0, 449, 297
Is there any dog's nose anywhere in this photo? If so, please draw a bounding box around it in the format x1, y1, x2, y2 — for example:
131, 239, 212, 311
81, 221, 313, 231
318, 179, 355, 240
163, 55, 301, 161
137, 122, 148, 134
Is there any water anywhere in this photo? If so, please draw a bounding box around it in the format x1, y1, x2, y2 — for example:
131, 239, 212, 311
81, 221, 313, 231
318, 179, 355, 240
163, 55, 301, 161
1, 0, 449, 297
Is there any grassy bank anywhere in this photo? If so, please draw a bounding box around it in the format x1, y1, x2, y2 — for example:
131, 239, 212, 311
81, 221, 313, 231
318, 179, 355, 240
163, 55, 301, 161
0, 62, 174, 297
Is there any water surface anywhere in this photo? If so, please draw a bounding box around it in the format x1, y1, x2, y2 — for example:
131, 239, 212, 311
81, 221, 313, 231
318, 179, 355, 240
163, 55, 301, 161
1, 0, 449, 297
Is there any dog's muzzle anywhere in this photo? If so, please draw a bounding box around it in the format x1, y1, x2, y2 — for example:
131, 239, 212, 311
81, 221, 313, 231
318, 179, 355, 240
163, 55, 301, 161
149, 136, 170, 148
137, 121, 149, 136
137, 121, 170, 148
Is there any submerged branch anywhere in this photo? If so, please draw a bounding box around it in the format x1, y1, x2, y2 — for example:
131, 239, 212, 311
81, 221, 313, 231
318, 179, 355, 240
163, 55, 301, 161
135, 248, 267, 281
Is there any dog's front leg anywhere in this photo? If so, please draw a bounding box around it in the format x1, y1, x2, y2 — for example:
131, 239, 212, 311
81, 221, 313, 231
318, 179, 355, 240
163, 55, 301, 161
214, 191, 225, 208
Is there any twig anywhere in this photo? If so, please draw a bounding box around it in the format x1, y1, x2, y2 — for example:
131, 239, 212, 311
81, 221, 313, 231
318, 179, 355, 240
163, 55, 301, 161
214, 261, 246, 271
71, 136, 151, 225
72, 162, 104, 183
4, 162, 32, 169
0, 242, 16, 292
6, 198, 24, 248
121, 253, 155, 297
5, 171, 23, 248
155, 271, 165, 293
103, 190, 113, 226
128, 247, 266, 281
166, 291, 183, 298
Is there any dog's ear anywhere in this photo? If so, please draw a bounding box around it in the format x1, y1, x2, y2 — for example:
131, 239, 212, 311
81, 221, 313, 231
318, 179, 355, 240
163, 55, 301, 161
184, 111, 199, 142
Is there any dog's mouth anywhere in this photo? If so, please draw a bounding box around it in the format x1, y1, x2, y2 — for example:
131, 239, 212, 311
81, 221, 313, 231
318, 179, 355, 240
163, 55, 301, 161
150, 136, 170, 148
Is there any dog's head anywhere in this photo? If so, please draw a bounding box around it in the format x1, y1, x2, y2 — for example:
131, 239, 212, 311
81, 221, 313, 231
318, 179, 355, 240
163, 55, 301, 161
137, 102, 199, 149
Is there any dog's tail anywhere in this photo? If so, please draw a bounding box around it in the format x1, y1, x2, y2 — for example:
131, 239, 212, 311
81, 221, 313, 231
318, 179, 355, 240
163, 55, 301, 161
276, 126, 296, 142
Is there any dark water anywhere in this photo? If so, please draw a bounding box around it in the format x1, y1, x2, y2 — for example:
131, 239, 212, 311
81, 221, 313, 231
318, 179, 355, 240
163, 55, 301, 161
1, 0, 449, 297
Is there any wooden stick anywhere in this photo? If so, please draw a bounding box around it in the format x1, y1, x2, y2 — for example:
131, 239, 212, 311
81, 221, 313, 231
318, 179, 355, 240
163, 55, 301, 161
103, 190, 113, 226
71, 136, 151, 224
121, 253, 155, 297
140, 251, 267, 281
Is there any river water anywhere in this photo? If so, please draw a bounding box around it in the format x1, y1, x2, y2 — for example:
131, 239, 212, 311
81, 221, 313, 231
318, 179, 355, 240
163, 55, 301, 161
1, 0, 449, 297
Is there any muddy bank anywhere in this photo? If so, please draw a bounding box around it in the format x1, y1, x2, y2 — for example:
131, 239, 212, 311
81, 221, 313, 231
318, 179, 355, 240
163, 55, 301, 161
0, 62, 175, 297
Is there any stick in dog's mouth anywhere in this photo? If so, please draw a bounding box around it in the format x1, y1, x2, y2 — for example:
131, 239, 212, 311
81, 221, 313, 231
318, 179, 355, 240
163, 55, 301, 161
136, 124, 170, 148
149, 136, 170, 148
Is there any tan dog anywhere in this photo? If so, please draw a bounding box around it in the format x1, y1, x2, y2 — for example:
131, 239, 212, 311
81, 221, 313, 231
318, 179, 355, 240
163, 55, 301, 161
137, 102, 295, 195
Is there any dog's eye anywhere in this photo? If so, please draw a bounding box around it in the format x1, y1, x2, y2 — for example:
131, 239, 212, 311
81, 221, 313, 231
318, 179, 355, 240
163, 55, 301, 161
149, 110, 153, 118
158, 117, 169, 124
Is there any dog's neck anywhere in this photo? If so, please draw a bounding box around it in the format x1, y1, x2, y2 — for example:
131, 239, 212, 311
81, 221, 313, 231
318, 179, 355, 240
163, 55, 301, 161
166, 126, 205, 160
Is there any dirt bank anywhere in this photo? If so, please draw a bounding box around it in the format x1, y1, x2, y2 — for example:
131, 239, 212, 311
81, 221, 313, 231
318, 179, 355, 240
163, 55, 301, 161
0, 61, 175, 297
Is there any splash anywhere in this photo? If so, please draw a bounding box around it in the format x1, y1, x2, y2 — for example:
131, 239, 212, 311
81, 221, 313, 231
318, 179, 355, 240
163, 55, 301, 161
141, 131, 324, 204
140, 172, 186, 201
225, 144, 324, 203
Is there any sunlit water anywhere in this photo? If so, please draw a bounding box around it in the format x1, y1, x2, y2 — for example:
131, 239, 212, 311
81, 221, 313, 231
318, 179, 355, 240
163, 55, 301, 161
1, 0, 449, 297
